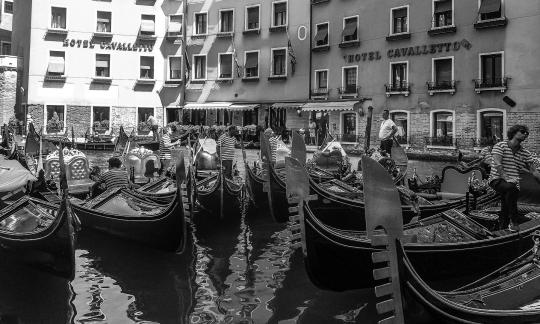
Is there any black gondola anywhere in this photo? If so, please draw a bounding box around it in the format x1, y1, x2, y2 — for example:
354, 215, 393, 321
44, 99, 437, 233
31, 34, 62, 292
286, 156, 540, 292
70, 154, 188, 252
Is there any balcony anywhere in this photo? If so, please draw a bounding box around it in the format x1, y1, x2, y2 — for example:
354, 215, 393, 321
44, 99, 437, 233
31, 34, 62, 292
92, 76, 112, 84
165, 31, 182, 41
44, 74, 66, 82
339, 40, 360, 48
427, 80, 457, 95
164, 80, 183, 87
136, 77, 156, 85
337, 86, 358, 99
241, 76, 259, 82
428, 25, 456, 36
474, 17, 507, 30
268, 74, 287, 81
473, 77, 510, 93
47, 27, 68, 35
385, 82, 410, 97
312, 44, 330, 52
386, 32, 411, 41
138, 31, 157, 41
311, 88, 329, 99
216, 31, 234, 38
269, 25, 287, 33
243, 28, 260, 35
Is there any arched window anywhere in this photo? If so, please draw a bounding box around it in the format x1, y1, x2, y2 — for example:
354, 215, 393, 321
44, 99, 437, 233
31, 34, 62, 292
477, 109, 505, 146
430, 110, 454, 146
390, 111, 409, 144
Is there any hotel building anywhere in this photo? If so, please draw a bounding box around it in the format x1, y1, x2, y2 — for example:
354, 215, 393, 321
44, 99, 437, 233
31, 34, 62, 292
0, 0, 13, 55
310, 0, 540, 151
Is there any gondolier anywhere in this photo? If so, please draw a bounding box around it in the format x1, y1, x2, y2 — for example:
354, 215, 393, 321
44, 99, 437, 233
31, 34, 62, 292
489, 124, 540, 231
217, 126, 237, 179
147, 114, 159, 141
264, 128, 278, 164
159, 126, 180, 176
95, 157, 129, 191
378, 109, 397, 156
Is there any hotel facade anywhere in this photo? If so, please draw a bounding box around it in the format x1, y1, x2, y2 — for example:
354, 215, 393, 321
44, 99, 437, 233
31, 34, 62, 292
10, 0, 540, 151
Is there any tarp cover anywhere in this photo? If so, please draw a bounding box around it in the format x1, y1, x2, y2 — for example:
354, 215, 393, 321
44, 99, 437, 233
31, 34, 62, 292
0, 157, 37, 193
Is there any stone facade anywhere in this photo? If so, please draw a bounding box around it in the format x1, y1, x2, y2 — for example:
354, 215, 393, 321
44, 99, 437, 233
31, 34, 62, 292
0, 67, 16, 126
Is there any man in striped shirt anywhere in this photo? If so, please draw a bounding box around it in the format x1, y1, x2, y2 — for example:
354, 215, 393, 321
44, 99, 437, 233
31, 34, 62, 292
264, 128, 278, 164
97, 157, 129, 190
159, 126, 180, 176
489, 125, 540, 231
217, 126, 237, 179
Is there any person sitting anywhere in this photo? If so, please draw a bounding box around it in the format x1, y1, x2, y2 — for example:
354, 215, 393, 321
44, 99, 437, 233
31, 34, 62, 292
94, 157, 129, 192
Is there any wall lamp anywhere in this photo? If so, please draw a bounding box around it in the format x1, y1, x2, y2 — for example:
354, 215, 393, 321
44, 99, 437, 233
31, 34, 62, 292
296, 108, 302, 117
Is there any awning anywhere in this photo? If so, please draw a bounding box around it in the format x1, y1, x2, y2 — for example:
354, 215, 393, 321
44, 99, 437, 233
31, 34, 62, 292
245, 54, 258, 69
342, 20, 357, 38
301, 101, 360, 112
47, 56, 65, 74
479, 0, 500, 14
229, 104, 259, 111
434, 0, 452, 13
140, 19, 155, 33
272, 102, 304, 109
184, 103, 232, 110
168, 18, 182, 33
314, 26, 328, 44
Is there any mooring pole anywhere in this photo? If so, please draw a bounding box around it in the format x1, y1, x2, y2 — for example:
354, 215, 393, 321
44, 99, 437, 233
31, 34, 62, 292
364, 105, 374, 154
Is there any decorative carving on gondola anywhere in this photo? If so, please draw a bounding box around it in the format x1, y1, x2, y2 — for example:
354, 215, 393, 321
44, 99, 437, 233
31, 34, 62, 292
124, 147, 160, 182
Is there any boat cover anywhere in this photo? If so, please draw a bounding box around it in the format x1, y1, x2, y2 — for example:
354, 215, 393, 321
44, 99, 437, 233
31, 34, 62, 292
0, 157, 37, 194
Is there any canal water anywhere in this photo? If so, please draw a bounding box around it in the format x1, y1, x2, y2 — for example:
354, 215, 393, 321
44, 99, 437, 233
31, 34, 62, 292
0, 149, 447, 324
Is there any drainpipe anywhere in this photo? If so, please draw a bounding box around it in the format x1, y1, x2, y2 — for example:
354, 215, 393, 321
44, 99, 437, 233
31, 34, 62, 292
308, 0, 312, 103
180, 0, 188, 121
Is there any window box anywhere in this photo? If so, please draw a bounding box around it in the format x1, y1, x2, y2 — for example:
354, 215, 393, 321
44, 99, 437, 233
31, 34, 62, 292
216, 78, 234, 83
190, 35, 207, 40
268, 75, 287, 81
311, 0, 330, 4
241, 77, 259, 82
136, 78, 156, 84
164, 80, 182, 87
44, 74, 66, 82
166, 32, 182, 40
243, 29, 260, 35
92, 31, 113, 39
386, 32, 411, 41
385, 82, 410, 97
337, 86, 358, 99
339, 40, 360, 48
474, 17, 507, 29
427, 80, 457, 95
47, 28, 68, 35
312, 45, 330, 52
473, 77, 510, 93
269, 26, 286, 33
216, 31, 234, 38
138, 34, 157, 41
190, 79, 206, 84
428, 25, 456, 36
92, 76, 112, 84
311, 88, 329, 99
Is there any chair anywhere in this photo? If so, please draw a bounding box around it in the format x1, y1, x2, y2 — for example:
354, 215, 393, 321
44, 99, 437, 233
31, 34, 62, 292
438, 166, 483, 200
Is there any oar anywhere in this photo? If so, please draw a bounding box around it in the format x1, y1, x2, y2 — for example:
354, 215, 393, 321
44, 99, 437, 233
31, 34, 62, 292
219, 140, 224, 220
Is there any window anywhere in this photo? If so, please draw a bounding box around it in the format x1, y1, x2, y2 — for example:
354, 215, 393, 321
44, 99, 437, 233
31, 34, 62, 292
140, 15, 155, 36
271, 48, 286, 76
479, 110, 503, 145
390, 62, 407, 89
216, 110, 232, 126
47, 51, 65, 76
479, 0, 502, 21
219, 9, 234, 33
3, 1, 13, 14
195, 12, 207, 35
1, 42, 10, 55
432, 111, 454, 146
342, 67, 357, 93
342, 16, 358, 42
272, 1, 287, 27
390, 112, 408, 144
316, 70, 328, 89
45, 105, 66, 134
139, 56, 154, 79
166, 108, 182, 124
244, 51, 259, 78
95, 54, 110, 77
480, 53, 503, 86
243, 108, 258, 126
391, 6, 408, 34
96, 11, 111, 33
433, 0, 453, 27
51, 7, 67, 29
168, 14, 183, 36
432, 57, 453, 89
92, 106, 111, 132
168, 56, 182, 80
245, 5, 260, 30
314, 23, 329, 47
193, 55, 206, 80
137, 107, 154, 131
342, 113, 356, 142
219, 53, 233, 79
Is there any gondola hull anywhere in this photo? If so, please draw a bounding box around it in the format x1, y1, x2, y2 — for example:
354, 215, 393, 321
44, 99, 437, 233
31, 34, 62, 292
301, 201, 540, 291
245, 162, 267, 205
0, 197, 76, 280
71, 188, 185, 252
267, 165, 289, 223
195, 172, 242, 220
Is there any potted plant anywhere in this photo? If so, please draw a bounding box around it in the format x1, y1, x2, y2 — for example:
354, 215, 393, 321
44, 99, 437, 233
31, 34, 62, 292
46, 112, 64, 134
138, 121, 150, 135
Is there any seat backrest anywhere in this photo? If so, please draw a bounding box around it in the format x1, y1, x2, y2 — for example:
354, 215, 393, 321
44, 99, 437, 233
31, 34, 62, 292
141, 155, 160, 176
195, 150, 219, 170
44, 158, 61, 180
441, 166, 483, 194
124, 148, 160, 178
68, 157, 90, 180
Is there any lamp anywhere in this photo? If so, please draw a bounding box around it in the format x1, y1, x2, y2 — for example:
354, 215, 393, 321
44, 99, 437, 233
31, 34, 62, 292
296, 108, 302, 117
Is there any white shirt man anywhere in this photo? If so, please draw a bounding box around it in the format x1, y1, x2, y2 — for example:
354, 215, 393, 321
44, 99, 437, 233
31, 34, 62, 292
379, 110, 397, 155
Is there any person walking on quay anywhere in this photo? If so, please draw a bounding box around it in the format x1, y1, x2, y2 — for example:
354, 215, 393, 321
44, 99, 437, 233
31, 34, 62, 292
93, 156, 129, 194
147, 114, 159, 141
159, 126, 181, 176
217, 126, 237, 179
379, 109, 397, 156
309, 119, 317, 145
489, 125, 540, 231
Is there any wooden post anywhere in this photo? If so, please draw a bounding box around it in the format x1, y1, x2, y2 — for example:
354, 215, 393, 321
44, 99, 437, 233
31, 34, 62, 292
364, 105, 374, 153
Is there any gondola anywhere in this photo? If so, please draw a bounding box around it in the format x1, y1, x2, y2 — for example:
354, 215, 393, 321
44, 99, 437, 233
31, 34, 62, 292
286, 156, 540, 292
70, 155, 188, 252
0, 147, 77, 280
363, 157, 540, 324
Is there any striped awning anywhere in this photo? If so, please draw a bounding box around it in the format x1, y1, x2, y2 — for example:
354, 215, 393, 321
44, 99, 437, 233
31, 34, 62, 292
229, 104, 259, 111
184, 103, 232, 110
271, 102, 304, 109
301, 101, 360, 112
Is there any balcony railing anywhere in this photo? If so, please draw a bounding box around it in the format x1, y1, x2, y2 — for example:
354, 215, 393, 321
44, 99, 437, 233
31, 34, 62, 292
44, 74, 66, 82
473, 77, 510, 93
427, 80, 457, 95
311, 88, 329, 97
337, 86, 358, 95
385, 82, 410, 96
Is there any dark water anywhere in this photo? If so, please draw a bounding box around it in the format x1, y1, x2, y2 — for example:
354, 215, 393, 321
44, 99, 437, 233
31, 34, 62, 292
0, 149, 447, 324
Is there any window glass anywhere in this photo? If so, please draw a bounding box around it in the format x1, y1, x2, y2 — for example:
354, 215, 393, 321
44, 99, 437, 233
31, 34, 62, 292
434, 59, 452, 84
195, 13, 207, 34
140, 56, 154, 79
479, 111, 503, 145
247, 6, 259, 29
194, 56, 206, 79
391, 63, 406, 87
219, 54, 233, 78
46, 105, 65, 133
272, 49, 286, 76
342, 113, 356, 142
51, 7, 67, 29
481, 54, 502, 85
392, 8, 407, 34
433, 112, 453, 146
273, 2, 287, 26
96, 54, 110, 77
314, 24, 328, 46
4, 1, 13, 14
138, 108, 154, 126
245, 52, 258, 77
1, 42, 10, 55
220, 10, 233, 32
434, 0, 452, 27
343, 17, 358, 42
390, 112, 408, 144
97, 11, 111, 32
344, 68, 356, 90
169, 15, 183, 35
169, 57, 182, 80
317, 71, 327, 89
93, 107, 110, 131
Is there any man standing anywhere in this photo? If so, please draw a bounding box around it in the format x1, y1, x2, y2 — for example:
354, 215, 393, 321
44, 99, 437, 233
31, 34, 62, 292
378, 109, 397, 156
309, 119, 317, 145
489, 125, 540, 231
217, 126, 237, 179
264, 127, 278, 164
147, 114, 159, 141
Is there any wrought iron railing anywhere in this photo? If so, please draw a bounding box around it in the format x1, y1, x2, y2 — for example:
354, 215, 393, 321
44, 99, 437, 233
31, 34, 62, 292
385, 81, 410, 92
426, 80, 457, 91
473, 77, 510, 89
311, 88, 329, 96
337, 86, 358, 95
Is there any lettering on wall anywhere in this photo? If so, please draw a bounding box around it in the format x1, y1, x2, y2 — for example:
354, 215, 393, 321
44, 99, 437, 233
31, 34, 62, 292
343, 39, 472, 63
63, 39, 154, 52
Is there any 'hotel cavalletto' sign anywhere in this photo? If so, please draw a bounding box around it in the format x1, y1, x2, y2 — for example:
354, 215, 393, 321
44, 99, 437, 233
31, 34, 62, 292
343, 39, 472, 63
63, 38, 154, 52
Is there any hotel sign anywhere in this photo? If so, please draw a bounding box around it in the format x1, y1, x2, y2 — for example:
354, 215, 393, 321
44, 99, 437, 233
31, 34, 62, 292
63, 39, 154, 52
343, 39, 472, 63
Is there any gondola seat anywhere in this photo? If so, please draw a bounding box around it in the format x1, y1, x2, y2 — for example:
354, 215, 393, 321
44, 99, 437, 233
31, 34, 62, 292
44, 149, 95, 195
437, 166, 483, 200
125, 147, 161, 184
